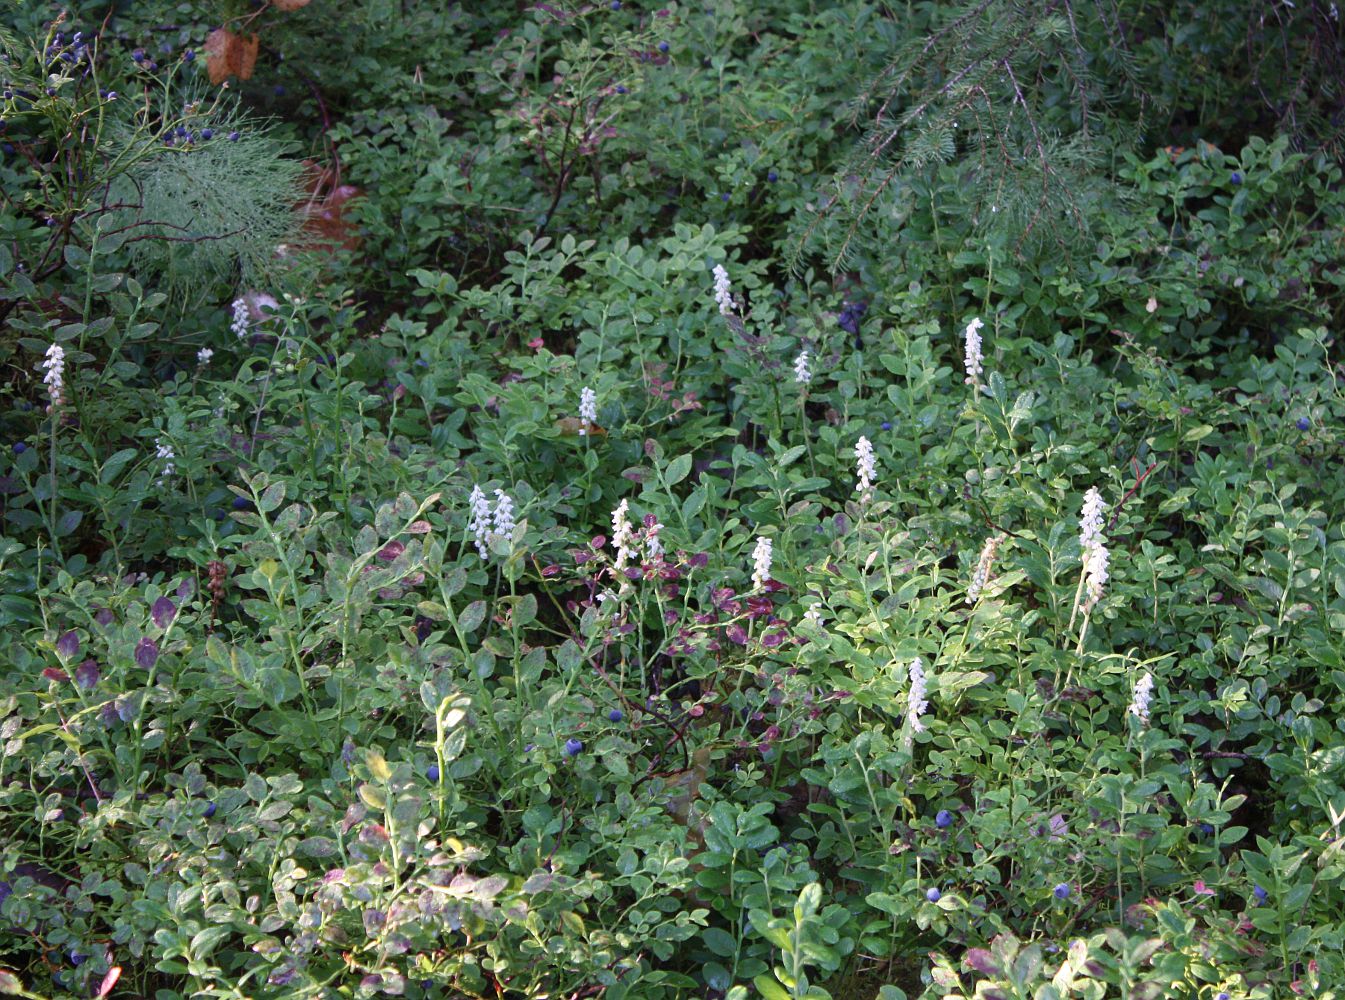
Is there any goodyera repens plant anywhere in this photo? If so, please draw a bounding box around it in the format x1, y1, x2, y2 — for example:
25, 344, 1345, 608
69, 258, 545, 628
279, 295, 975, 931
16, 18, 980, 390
1077, 486, 1109, 617
468, 485, 516, 559
855, 435, 877, 498
40, 342, 66, 408
712, 263, 734, 316
751, 535, 773, 591
963, 316, 985, 388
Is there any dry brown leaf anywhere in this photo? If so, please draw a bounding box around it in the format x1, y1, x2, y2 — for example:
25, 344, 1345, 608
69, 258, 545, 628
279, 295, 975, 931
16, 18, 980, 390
203, 28, 260, 85
554, 417, 606, 437
293, 159, 364, 254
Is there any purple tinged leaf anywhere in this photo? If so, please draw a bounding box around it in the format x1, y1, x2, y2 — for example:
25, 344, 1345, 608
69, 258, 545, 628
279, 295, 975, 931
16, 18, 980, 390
75, 660, 101, 688
176, 578, 195, 600
134, 637, 159, 670
56, 631, 80, 659
151, 597, 176, 629
94, 608, 115, 627
964, 948, 1003, 976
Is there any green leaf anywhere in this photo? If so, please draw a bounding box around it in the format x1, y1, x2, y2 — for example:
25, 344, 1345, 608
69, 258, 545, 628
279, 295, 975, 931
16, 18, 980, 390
701, 927, 738, 957
753, 976, 792, 1000
457, 601, 486, 632
665, 453, 693, 486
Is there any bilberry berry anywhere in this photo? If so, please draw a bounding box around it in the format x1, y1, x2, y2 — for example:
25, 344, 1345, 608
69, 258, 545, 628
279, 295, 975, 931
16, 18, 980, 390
1296, 416, 1310, 431
201, 128, 213, 139
611, 0, 621, 8
881, 421, 892, 431
203, 801, 216, 818
184, 49, 195, 61
925, 887, 941, 903
609, 709, 623, 722
1230, 171, 1242, 184
1053, 883, 1070, 900
228, 131, 240, 141
12, 442, 25, 453
564, 738, 584, 757
658, 41, 670, 53
427, 764, 440, 781
1253, 884, 1267, 903
767, 170, 778, 182
935, 809, 953, 828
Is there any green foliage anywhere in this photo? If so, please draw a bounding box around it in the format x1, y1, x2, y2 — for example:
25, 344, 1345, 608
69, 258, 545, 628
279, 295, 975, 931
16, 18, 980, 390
1, 2, 1345, 999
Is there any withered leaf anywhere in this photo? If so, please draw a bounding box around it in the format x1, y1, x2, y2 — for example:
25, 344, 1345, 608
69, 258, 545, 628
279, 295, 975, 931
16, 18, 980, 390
204, 28, 260, 85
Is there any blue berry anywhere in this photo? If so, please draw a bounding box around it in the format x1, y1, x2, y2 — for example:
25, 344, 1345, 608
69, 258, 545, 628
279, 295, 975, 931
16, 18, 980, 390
1230, 171, 1243, 185
427, 764, 440, 781
1296, 416, 1310, 431
203, 801, 216, 818
1053, 883, 1071, 900
608, 709, 623, 722
615, 85, 628, 94
881, 421, 892, 431
273, 85, 285, 96
12, 442, 25, 454
611, 0, 621, 8
1253, 884, 1267, 903
720, 192, 730, 202
232, 496, 252, 510
1199, 822, 1214, 834
1217, 994, 1230, 1000
925, 887, 941, 903
184, 49, 195, 61
767, 170, 778, 182
201, 128, 213, 139
564, 738, 583, 757
228, 131, 240, 142
658, 41, 670, 53
935, 809, 953, 828
175, 126, 187, 137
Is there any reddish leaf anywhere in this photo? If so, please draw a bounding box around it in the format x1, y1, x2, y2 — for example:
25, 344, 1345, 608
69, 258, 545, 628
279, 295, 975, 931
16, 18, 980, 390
95, 967, 122, 999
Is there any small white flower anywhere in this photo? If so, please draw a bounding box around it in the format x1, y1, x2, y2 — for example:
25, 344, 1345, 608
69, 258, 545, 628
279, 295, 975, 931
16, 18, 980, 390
712, 264, 735, 317
40, 342, 66, 407
907, 658, 929, 733
644, 517, 664, 560
1083, 542, 1110, 612
967, 533, 1007, 603
963, 317, 985, 386
155, 437, 176, 481
611, 499, 638, 570
579, 386, 597, 432
793, 349, 812, 385
492, 490, 516, 539
197, 347, 214, 366
855, 436, 877, 496
1079, 487, 1106, 552
1078, 487, 1109, 612
1128, 671, 1154, 725
802, 603, 824, 629
230, 298, 251, 339
468, 485, 493, 558
751, 535, 773, 590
